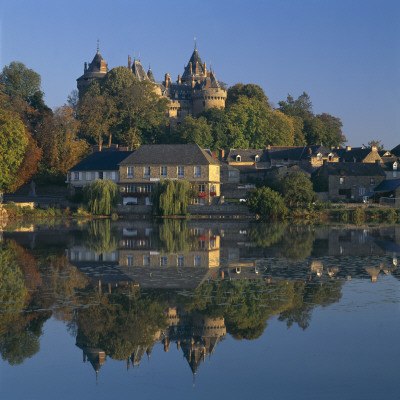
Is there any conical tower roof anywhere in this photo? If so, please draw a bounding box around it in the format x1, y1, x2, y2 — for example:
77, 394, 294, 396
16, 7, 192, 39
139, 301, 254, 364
182, 48, 205, 83
147, 66, 155, 82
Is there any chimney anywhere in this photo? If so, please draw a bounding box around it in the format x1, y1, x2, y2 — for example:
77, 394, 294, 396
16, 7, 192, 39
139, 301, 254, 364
84, 62, 87, 73
128, 55, 131, 69
266, 145, 271, 150
178, 74, 181, 84
165, 73, 170, 88
346, 146, 351, 151
220, 149, 225, 160
309, 147, 312, 155
371, 145, 378, 151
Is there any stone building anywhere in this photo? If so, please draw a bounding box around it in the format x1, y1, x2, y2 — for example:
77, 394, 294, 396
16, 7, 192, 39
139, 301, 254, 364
77, 43, 227, 122
119, 144, 221, 206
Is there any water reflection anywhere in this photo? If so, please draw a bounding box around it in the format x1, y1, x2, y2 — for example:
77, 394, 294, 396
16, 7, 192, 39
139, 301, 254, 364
1, 220, 399, 380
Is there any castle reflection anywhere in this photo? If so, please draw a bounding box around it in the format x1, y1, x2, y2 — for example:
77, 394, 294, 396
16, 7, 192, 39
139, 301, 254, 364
1, 220, 399, 378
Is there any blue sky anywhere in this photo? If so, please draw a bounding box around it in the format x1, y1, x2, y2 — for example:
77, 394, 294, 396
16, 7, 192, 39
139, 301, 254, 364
1, 0, 399, 148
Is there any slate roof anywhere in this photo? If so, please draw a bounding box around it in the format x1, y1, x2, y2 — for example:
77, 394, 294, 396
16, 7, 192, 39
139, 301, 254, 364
391, 144, 400, 157
319, 163, 386, 177
119, 144, 220, 166
77, 50, 108, 81
69, 150, 133, 172
225, 149, 268, 163
147, 66, 155, 82
373, 179, 400, 192
182, 48, 205, 82
132, 60, 149, 81
267, 145, 334, 161
335, 147, 379, 162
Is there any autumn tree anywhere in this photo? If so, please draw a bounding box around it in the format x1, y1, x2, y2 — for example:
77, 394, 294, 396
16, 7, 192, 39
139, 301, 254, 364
36, 106, 89, 180
0, 108, 29, 192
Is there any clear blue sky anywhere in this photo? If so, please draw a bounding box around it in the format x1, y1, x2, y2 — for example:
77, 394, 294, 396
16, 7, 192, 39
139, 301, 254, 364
1, 0, 399, 149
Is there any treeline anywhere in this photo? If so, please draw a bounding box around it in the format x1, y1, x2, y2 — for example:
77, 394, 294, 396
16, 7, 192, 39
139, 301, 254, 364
0, 62, 346, 193
0, 62, 89, 192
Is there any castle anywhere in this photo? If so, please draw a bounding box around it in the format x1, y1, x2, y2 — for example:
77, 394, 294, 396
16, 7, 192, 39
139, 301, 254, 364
77, 42, 227, 122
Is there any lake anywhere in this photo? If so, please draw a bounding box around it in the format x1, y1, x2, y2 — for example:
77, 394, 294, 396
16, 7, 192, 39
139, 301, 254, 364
0, 220, 399, 400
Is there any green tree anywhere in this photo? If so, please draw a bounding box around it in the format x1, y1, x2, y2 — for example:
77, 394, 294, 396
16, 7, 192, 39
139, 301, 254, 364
247, 187, 288, 219
101, 66, 136, 97
83, 180, 120, 215
316, 113, 346, 147
278, 92, 314, 120
0, 108, 29, 192
152, 179, 194, 216
226, 83, 269, 107
198, 107, 229, 150
280, 172, 315, 207
175, 115, 213, 148
0, 62, 41, 105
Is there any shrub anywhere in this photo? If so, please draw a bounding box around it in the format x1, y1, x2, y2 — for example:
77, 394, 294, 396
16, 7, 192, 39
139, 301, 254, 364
247, 187, 288, 219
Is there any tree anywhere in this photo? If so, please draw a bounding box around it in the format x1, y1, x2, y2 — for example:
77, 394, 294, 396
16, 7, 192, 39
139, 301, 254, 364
36, 106, 89, 180
0, 62, 41, 105
280, 171, 315, 207
83, 180, 120, 215
101, 67, 135, 97
79, 95, 116, 147
316, 113, 346, 147
247, 187, 288, 219
226, 97, 295, 148
175, 115, 213, 148
0, 108, 29, 192
226, 83, 269, 107
151, 179, 194, 216
278, 92, 314, 120
362, 140, 384, 151
198, 107, 229, 150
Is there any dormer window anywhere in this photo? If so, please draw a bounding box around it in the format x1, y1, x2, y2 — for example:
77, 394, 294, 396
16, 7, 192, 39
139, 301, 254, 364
328, 153, 333, 161
255, 155, 260, 162
236, 155, 241, 162
394, 162, 398, 171
317, 153, 322, 160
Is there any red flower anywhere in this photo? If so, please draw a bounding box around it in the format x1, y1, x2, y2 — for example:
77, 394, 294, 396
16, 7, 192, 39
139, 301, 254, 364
198, 191, 207, 198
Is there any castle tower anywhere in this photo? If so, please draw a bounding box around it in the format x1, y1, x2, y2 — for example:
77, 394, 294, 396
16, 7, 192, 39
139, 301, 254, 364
77, 42, 109, 98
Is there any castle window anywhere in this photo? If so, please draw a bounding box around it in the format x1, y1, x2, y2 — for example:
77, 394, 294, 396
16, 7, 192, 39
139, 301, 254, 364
236, 155, 241, 162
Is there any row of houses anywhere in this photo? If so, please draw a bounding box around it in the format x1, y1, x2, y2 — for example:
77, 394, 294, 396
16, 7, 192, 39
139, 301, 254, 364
67, 143, 400, 206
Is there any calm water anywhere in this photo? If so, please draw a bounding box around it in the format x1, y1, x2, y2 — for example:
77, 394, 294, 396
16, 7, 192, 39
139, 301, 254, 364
0, 220, 399, 400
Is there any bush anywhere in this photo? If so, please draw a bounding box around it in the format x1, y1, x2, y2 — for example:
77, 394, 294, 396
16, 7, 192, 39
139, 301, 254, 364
352, 207, 365, 225
247, 187, 288, 219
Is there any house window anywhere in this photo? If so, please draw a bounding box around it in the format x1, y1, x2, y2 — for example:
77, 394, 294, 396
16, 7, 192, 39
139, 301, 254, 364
198, 184, 205, 192
127, 255, 134, 266
161, 166, 167, 178
195, 166, 201, 178
178, 166, 184, 178
110, 171, 116, 180
339, 177, 345, 185
161, 255, 167, 266
127, 167, 134, 178
99, 171, 103, 180
236, 155, 241, 162
125, 184, 137, 193
370, 178, 375, 185
144, 166, 150, 178
85, 172, 92, 181
359, 187, 366, 196
255, 155, 259, 162
73, 172, 79, 181
143, 254, 150, 266
177, 255, 184, 267
194, 255, 201, 267
210, 185, 216, 192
